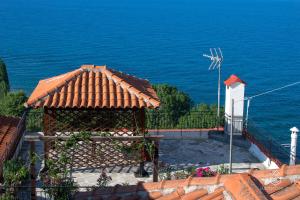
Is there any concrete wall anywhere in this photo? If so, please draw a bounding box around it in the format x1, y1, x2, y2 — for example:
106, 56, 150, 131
149, 130, 208, 139
225, 82, 245, 118
249, 143, 279, 169
224, 82, 245, 135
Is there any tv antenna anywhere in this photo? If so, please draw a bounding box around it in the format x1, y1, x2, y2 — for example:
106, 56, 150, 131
203, 48, 223, 118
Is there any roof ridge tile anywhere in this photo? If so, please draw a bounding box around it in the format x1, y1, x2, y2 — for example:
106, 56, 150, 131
224, 174, 269, 200
26, 69, 84, 107
280, 164, 288, 176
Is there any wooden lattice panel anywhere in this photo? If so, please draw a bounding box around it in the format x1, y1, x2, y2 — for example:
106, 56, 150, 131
47, 139, 145, 169
43, 108, 145, 136
43, 108, 146, 169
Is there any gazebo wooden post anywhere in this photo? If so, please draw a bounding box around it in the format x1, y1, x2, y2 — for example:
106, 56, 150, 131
131, 109, 137, 135
30, 141, 36, 200
140, 108, 146, 135
43, 108, 56, 160
153, 139, 159, 182
135, 108, 150, 178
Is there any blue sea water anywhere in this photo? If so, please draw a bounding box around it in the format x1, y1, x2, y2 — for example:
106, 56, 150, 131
0, 0, 300, 146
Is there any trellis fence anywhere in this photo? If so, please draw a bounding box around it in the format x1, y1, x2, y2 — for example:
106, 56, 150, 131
26, 110, 224, 132
244, 120, 300, 165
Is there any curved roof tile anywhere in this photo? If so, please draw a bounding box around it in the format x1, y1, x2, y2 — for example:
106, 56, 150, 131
74, 164, 300, 200
25, 65, 160, 109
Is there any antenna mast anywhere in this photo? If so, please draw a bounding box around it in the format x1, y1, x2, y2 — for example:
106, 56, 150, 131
203, 48, 224, 118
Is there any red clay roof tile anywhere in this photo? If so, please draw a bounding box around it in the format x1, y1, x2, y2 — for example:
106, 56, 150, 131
26, 65, 160, 109
181, 189, 207, 200
148, 191, 163, 199
156, 187, 185, 200
263, 179, 292, 195
224, 74, 246, 86
200, 188, 224, 200
74, 161, 300, 200
0, 115, 22, 175
224, 174, 268, 200
270, 183, 300, 200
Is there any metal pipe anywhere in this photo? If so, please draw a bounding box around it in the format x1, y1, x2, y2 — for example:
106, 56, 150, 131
245, 98, 251, 130
229, 99, 234, 174
217, 63, 221, 118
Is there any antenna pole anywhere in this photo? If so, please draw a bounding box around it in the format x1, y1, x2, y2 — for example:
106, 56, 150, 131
217, 62, 221, 118
203, 48, 223, 120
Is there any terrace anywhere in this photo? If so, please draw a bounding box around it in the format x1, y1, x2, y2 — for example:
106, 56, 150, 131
0, 65, 291, 199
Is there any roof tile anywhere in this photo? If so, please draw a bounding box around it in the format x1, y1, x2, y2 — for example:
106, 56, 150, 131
181, 188, 207, 200
224, 74, 246, 86
75, 165, 300, 200
0, 115, 22, 174
26, 65, 160, 109
224, 174, 268, 200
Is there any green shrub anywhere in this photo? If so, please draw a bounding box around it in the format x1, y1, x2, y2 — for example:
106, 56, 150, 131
26, 109, 43, 132
216, 164, 229, 174
0, 91, 27, 117
177, 104, 224, 128
0, 58, 10, 99
42, 179, 78, 200
3, 159, 29, 187
147, 84, 193, 128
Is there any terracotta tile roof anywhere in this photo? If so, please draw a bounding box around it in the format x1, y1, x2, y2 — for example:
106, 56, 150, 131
75, 164, 300, 200
25, 65, 160, 109
224, 74, 246, 86
0, 115, 22, 173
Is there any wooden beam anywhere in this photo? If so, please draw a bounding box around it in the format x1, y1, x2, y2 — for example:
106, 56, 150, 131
24, 133, 163, 142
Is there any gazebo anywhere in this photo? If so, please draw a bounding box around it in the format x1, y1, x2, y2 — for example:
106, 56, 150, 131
25, 65, 161, 180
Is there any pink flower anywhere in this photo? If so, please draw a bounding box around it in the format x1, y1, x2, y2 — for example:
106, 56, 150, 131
196, 168, 204, 177
196, 167, 216, 177
204, 167, 210, 172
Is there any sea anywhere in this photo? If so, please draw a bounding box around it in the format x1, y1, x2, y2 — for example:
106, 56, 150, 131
0, 0, 300, 151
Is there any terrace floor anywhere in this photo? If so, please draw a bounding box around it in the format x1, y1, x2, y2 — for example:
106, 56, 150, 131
20, 131, 264, 187
71, 137, 264, 186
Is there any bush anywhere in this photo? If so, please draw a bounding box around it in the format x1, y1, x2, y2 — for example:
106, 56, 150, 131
216, 164, 229, 174
147, 84, 193, 128
0, 91, 27, 117
3, 159, 29, 187
146, 84, 224, 129
42, 179, 78, 200
0, 58, 10, 99
153, 84, 193, 115
26, 109, 43, 131
177, 104, 224, 128
196, 167, 216, 177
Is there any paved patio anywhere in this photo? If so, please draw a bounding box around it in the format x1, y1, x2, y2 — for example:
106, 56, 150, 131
20, 135, 264, 187
72, 137, 264, 186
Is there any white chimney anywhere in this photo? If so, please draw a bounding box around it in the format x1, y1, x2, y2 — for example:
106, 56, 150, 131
290, 127, 299, 165
224, 74, 246, 135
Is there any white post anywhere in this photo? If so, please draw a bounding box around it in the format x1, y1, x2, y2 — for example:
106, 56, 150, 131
217, 64, 221, 118
290, 127, 299, 165
245, 98, 251, 130
229, 99, 234, 174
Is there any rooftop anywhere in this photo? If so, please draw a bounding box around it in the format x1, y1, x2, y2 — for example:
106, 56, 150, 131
224, 74, 246, 86
75, 164, 300, 200
0, 115, 22, 172
25, 65, 160, 109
